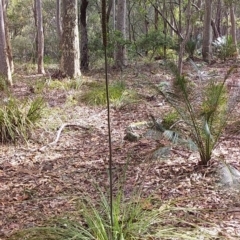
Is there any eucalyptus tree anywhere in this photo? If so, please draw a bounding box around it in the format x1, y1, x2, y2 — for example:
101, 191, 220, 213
152, 0, 195, 74
56, 0, 62, 40
227, 0, 238, 56
0, 0, 12, 85
115, 0, 127, 68
80, 0, 89, 71
61, 0, 81, 78
35, 0, 45, 74
202, 0, 213, 63
3, 0, 14, 73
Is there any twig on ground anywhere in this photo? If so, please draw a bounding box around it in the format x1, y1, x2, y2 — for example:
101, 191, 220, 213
39, 123, 90, 152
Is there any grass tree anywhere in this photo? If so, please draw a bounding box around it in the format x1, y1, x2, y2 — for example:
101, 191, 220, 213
158, 62, 238, 165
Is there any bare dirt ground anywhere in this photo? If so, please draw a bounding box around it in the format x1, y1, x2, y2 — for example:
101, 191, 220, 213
0, 60, 240, 239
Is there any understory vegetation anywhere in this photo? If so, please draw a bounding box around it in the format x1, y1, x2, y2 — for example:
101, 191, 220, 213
0, 96, 45, 142
1, 61, 239, 240
157, 62, 238, 165
1, 1, 240, 239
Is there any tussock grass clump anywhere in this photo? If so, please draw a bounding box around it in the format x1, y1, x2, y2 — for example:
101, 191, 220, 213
80, 81, 136, 106
162, 110, 179, 129
8, 191, 215, 240
0, 74, 9, 91
0, 96, 45, 142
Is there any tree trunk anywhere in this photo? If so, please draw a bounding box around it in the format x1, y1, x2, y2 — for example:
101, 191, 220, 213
229, 2, 238, 57
80, 0, 89, 71
106, 0, 112, 25
178, 0, 192, 74
56, 0, 62, 39
3, 0, 14, 73
211, 19, 220, 40
35, 0, 45, 74
61, 0, 81, 78
0, 0, 12, 85
114, 0, 127, 69
202, 0, 213, 63
215, 0, 222, 37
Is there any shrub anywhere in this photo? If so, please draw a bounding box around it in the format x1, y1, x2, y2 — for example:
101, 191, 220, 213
136, 30, 176, 59
212, 36, 237, 61
157, 62, 238, 165
0, 97, 45, 142
185, 38, 197, 59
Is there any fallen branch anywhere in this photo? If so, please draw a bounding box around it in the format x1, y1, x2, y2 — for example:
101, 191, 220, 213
39, 123, 90, 152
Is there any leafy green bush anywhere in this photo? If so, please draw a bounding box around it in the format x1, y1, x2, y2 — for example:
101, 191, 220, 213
185, 38, 197, 59
136, 30, 176, 59
158, 62, 237, 165
212, 36, 237, 61
0, 97, 45, 142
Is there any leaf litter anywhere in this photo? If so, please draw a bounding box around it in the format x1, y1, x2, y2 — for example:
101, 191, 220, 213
0, 61, 240, 239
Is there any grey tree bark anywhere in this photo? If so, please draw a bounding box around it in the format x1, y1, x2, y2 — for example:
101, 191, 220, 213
80, 0, 89, 71
202, 0, 213, 63
229, 2, 238, 56
56, 0, 62, 39
114, 0, 127, 68
61, 0, 81, 78
178, 0, 192, 74
0, 0, 12, 85
3, 0, 14, 73
35, 0, 45, 74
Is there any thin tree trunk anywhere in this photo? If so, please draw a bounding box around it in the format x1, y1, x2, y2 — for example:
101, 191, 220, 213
80, 0, 89, 71
106, 0, 112, 24
0, 0, 12, 85
215, 0, 222, 37
36, 0, 45, 74
163, 0, 167, 59
115, 0, 127, 68
2, 0, 14, 73
211, 19, 220, 40
178, 0, 192, 74
229, 3, 238, 56
56, 0, 62, 39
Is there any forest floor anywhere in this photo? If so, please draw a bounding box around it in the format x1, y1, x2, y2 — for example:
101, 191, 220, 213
0, 59, 240, 239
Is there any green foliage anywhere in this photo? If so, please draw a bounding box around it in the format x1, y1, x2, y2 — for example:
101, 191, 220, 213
136, 30, 176, 59
80, 81, 127, 106
8, 188, 211, 240
162, 110, 179, 129
158, 62, 237, 165
185, 38, 197, 59
112, 90, 140, 109
0, 96, 45, 142
34, 77, 83, 93
212, 36, 237, 61
0, 74, 8, 91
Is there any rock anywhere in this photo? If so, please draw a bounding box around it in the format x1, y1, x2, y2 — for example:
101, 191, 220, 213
218, 163, 240, 187
124, 131, 140, 142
